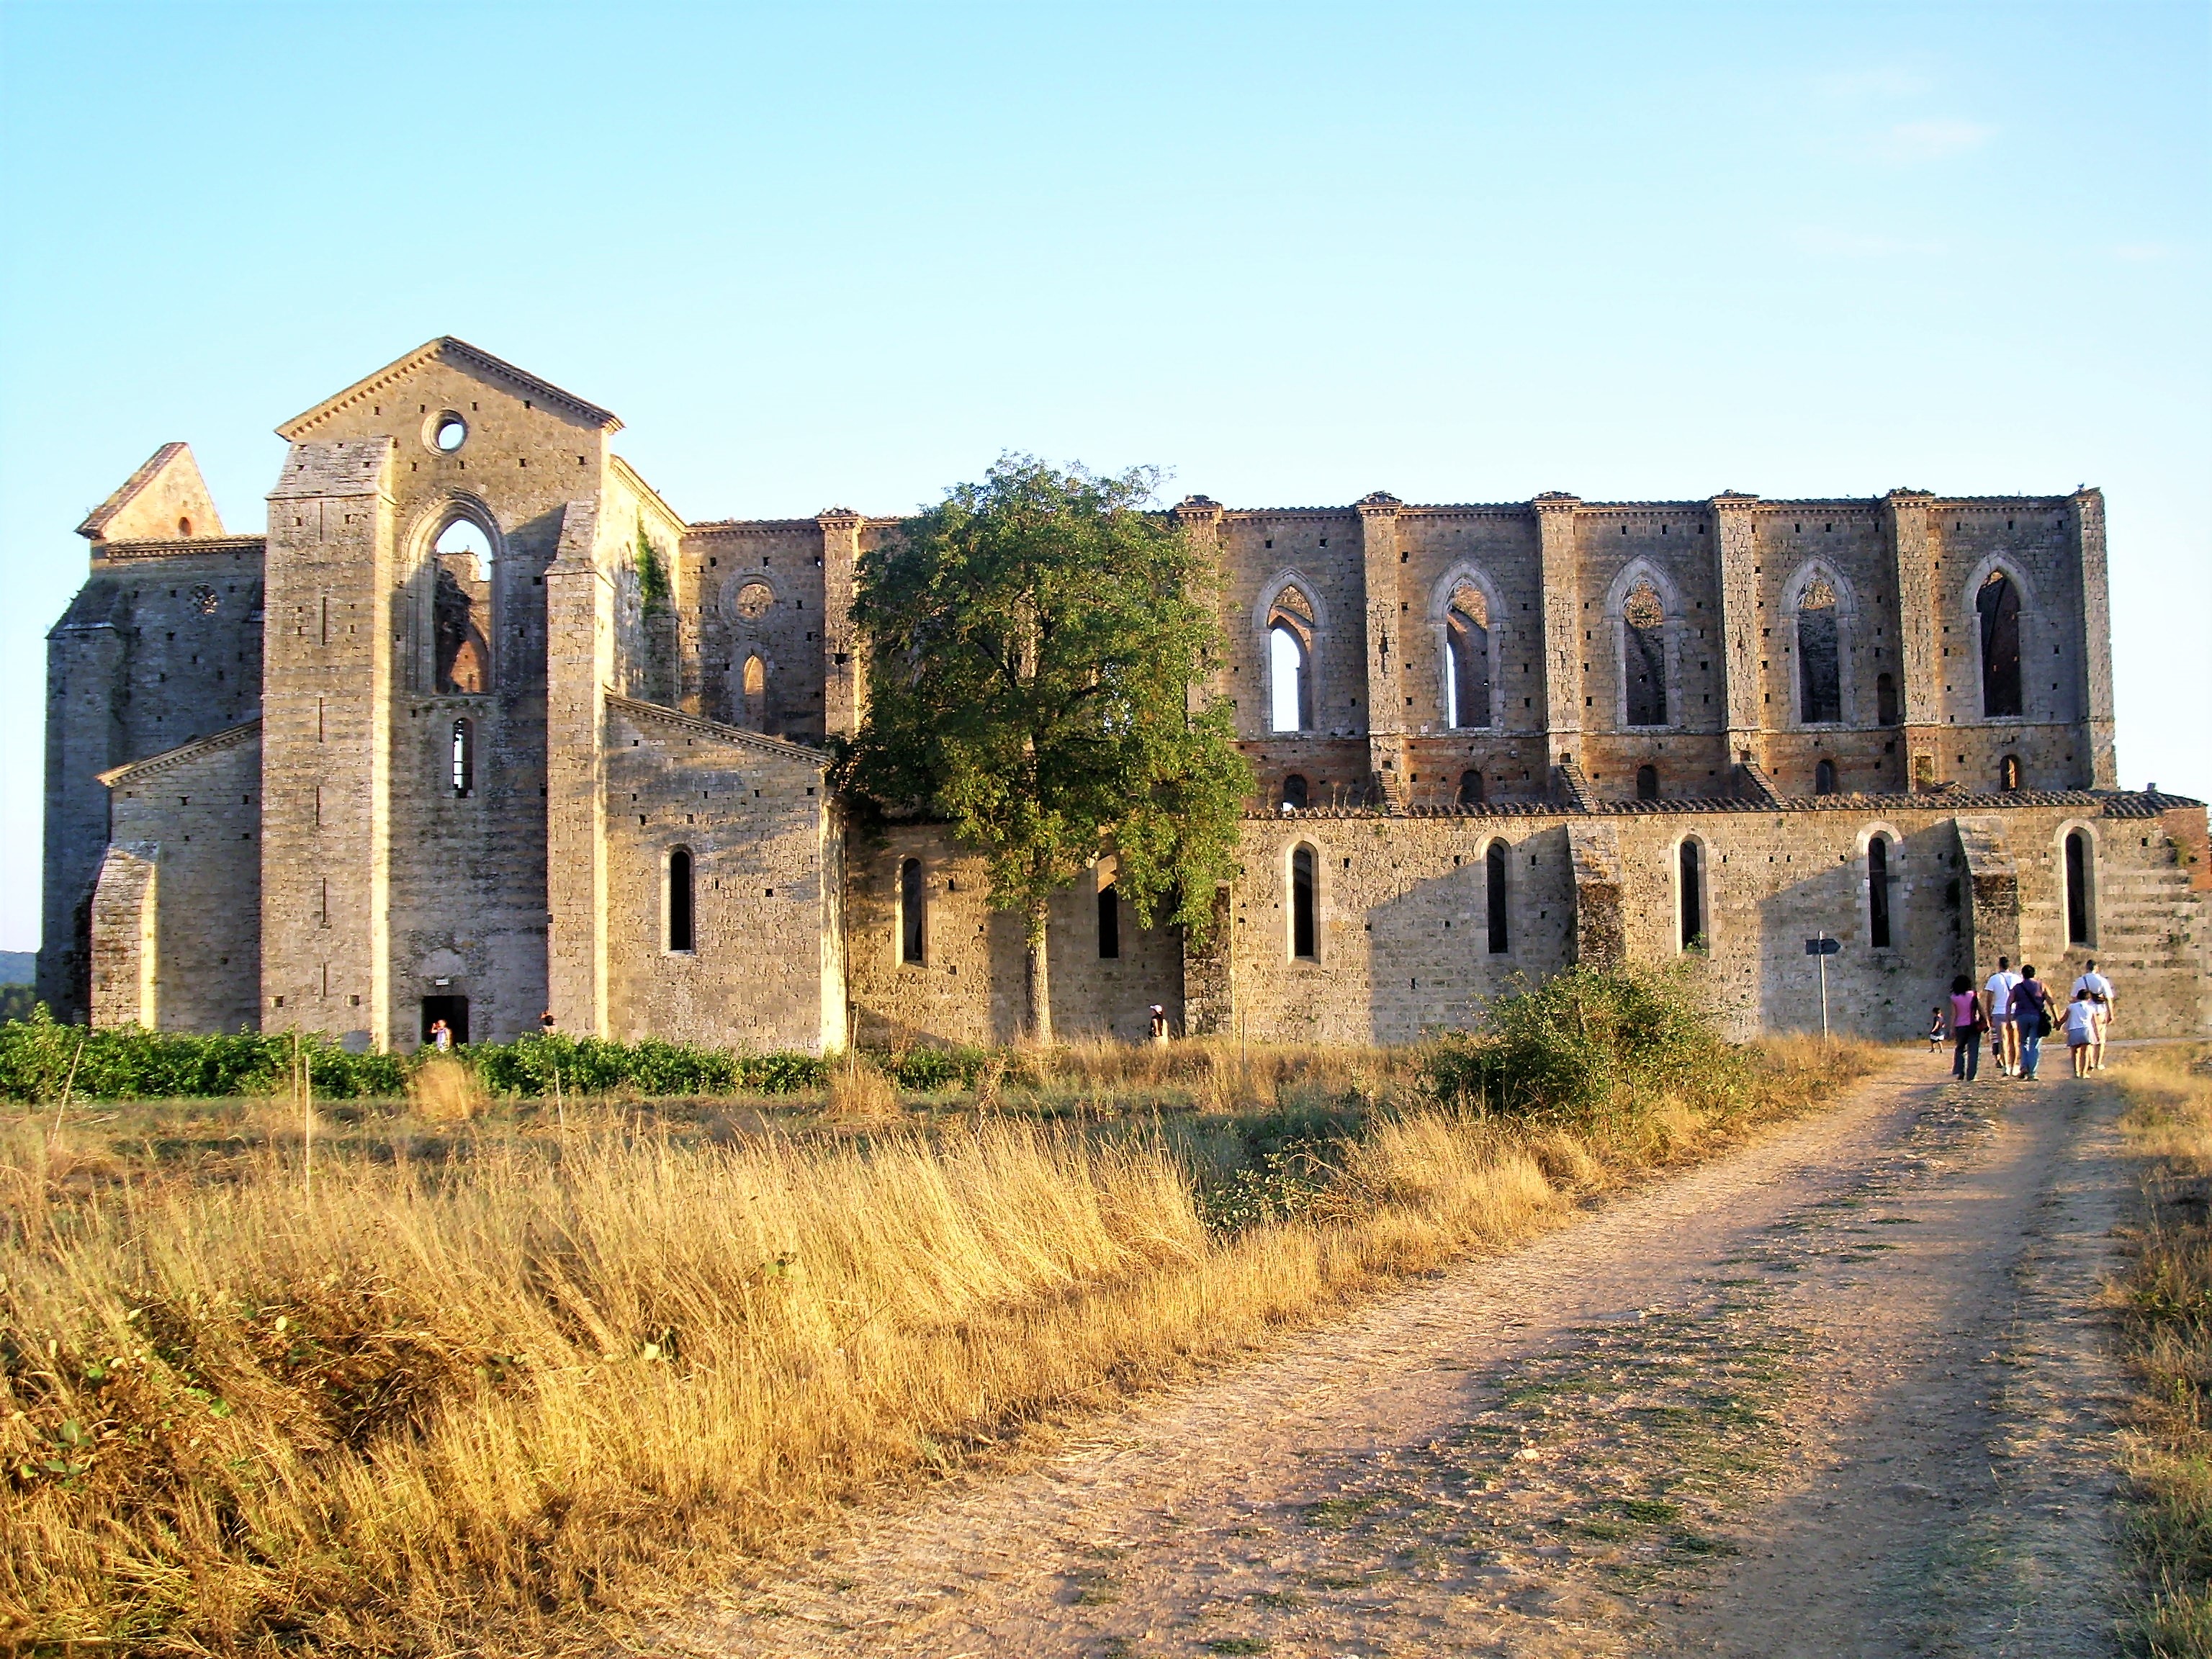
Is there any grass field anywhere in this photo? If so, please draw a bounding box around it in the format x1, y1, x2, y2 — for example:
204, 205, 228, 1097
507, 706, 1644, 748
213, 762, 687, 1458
2113, 1043, 2212, 1658
2, 1015, 1881, 1656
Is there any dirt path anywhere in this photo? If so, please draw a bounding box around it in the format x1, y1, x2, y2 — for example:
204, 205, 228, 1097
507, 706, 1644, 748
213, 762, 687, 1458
661, 1057, 2134, 1658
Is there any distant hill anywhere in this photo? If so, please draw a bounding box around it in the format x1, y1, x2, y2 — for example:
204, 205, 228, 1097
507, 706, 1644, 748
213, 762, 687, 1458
0, 951, 34, 986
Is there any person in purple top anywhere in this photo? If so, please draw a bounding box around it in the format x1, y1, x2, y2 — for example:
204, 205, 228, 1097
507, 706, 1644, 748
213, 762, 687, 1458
2008, 966, 2053, 1080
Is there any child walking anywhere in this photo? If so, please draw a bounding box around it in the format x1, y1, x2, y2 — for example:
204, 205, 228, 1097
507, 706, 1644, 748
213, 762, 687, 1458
2064, 989, 2098, 1078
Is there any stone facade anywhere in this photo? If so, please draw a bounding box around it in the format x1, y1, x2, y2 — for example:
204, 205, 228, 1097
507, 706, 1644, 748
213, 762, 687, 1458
37, 338, 2211, 1050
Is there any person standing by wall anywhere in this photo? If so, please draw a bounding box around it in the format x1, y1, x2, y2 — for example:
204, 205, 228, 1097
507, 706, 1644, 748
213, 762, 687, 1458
1948, 974, 1984, 1081
2072, 959, 2115, 1070
2009, 966, 2052, 1081
1983, 956, 2023, 1078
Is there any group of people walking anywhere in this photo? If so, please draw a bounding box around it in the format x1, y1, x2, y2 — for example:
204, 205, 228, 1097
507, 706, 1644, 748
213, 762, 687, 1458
1938, 956, 2115, 1082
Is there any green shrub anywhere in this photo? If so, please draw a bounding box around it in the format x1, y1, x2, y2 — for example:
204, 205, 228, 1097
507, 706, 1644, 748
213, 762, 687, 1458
1419, 965, 1737, 1128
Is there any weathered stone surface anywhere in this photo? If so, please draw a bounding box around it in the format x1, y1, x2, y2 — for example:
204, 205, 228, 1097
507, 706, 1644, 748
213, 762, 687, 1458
36, 337, 2210, 1049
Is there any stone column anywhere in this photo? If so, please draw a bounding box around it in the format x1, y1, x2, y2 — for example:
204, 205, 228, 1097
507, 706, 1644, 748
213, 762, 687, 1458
1533, 493, 1583, 768
1882, 490, 1941, 791
1356, 493, 1406, 804
1174, 495, 1229, 714
819, 508, 867, 742
89, 842, 157, 1029
39, 594, 127, 1023
259, 439, 395, 1048
1709, 493, 1764, 774
2070, 487, 2118, 788
545, 500, 615, 1037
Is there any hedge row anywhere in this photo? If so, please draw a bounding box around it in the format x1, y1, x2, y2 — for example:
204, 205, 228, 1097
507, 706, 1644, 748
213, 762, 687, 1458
0, 1009, 1020, 1103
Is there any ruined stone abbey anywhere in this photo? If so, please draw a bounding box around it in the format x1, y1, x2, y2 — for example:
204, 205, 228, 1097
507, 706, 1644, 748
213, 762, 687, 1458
39, 338, 2211, 1048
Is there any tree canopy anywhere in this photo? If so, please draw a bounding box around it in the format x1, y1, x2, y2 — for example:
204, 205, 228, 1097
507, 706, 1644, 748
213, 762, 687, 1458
845, 457, 1251, 1040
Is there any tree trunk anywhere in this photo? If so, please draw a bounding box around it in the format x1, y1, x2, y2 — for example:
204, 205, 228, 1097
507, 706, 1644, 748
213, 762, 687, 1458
1025, 895, 1053, 1046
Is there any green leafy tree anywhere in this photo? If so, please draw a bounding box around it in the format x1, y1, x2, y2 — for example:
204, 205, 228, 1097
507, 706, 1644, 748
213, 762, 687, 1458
846, 457, 1252, 1042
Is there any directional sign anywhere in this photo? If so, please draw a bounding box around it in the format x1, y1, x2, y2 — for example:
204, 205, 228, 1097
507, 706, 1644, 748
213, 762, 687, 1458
1804, 936, 1842, 956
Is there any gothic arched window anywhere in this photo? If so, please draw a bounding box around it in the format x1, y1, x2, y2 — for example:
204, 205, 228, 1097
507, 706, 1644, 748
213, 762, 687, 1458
1444, 583, 1491, 729
1797, 576, 1841, 724
1458, 768, 1485, 806
1624, 582, 1668, 727
433, 518, 495, 694
1280, 773, 1309, 811
741, 655, 768, 731
1267, 587, 1316, 733
1977, 570, 2023, 718
1097, 881, 1120, 960
2065, 830, 2093, 945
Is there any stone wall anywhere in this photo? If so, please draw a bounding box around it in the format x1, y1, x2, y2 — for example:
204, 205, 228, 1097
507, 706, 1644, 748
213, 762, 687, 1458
601, 697, 842, 1051
97, 724, 262, 1033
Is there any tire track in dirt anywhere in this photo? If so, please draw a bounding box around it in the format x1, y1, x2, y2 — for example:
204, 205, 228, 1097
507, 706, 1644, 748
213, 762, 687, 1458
657, 1058, 2128, 1658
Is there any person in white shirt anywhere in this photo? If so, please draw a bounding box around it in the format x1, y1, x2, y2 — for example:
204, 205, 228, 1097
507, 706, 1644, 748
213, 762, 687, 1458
1983, 957, 2023, 1077
2063, 989, 2098, 1078
2072, 959, 2115, 1069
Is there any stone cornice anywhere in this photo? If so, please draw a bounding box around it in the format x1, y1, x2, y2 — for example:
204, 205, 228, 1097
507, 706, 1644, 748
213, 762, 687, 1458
98, 719, 261, 788
276, 336, 621, 440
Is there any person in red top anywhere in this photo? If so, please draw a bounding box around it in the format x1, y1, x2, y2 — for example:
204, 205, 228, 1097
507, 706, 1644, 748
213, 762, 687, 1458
1947, 974, 1984, 1081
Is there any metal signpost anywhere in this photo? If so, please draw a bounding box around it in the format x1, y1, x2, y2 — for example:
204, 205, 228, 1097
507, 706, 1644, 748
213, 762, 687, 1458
1804, 932, 1842, 1039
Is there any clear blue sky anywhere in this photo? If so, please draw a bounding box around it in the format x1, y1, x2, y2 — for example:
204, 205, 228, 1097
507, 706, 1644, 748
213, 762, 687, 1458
1, 1, 2205, 952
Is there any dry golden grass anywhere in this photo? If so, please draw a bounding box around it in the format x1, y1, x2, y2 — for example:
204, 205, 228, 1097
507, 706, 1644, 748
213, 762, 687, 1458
823, 1049, 901, 1121
2112, 1043, 2212, 1656
408, 1054, 489, 1122
1, 1035, 1881, 1655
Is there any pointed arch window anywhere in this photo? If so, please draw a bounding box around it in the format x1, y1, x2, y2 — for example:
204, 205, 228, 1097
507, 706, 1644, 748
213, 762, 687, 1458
1624, 582, 1668, 727
667, 847, 696, 953
1485, 840, 1509, 954
1267, 587, 1315, 733
1097, 881, 1120, 960
741, 655, 768, 731
433, 518, 494, 694
1867, 835, 1892, 949
1290, 845, 1318, 961
1444, 582, 1492, 729
1797, 576, 1841, 723
1977, 570, 2023, 717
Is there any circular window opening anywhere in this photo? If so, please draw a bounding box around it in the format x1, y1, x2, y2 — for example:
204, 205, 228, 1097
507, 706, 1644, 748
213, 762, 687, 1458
430, 413, 467, 453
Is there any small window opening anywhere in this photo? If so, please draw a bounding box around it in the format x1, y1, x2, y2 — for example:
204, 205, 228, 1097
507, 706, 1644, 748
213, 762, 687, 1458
2000, 753, 2022, 791
176, 516, 193, 538
1876, 671, 1900, 727
1280, 773, 1309, 810
741, 654, 768, 730
433, 414, 467, 453
667, 847, 695, 953
1485, 840, 1509, 953
1868, 837, 1892, 949
1291, 845, 1318, 961
900, 857, 926, 963
1679, 840, 1705, 950
1815, 758, 1838, 795
1458, 768, 1485, 806
1097, 881, 1120, 959
1636, 764, 1660, 801
450, 718, 473, 797
2064, 830, 2092, 945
